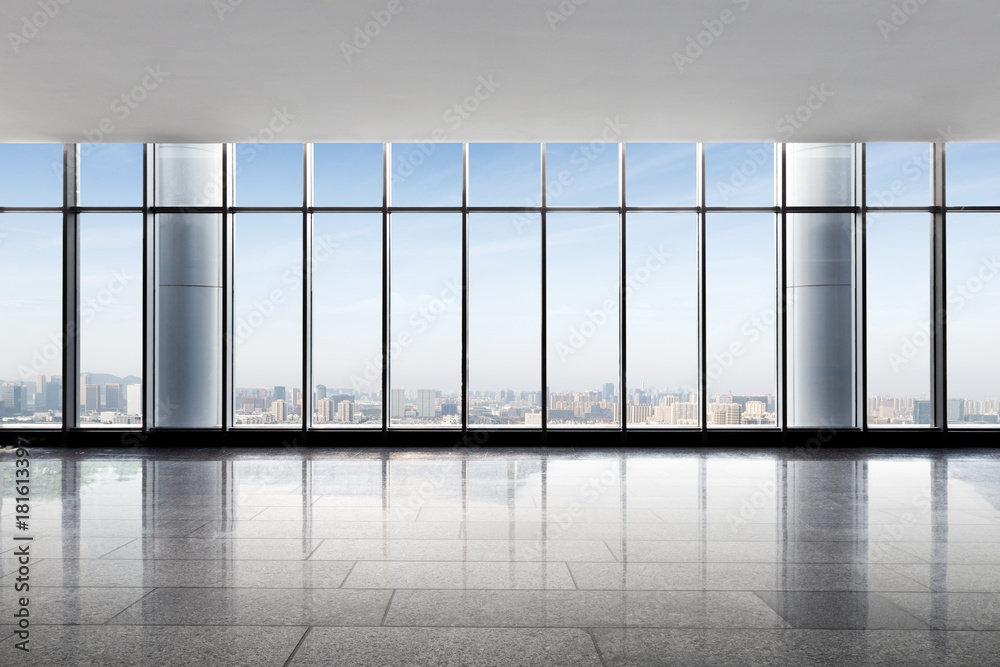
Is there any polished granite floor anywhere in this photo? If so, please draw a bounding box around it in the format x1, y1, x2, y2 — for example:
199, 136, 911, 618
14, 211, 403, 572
2, 446, 1000, 666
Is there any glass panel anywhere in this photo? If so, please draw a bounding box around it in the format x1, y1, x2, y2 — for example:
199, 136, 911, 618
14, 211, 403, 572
468, 143, 541, 207
233, 213, 303, 427
314, 143, 383, 207
312, 213, 383, 427
866, 142, 931, 207
80, 214, 143, 427
80, 143, 143, 207
946, 143, 1000, 207
390, 143, 462, 207
866, 213, 931, 426
468, 212, 541, 426
625, 213, 698, 426
155, 143, 222, 207
389, 213, 462, 426
546, 213, 620, 426
234, 143, 303, 207
155, 213, 221, 427
786, 212, 855, 428
786, 143, 853, 207
705, 143, 774, 207
947, 213, 1000, 426
545, 143, 619, 207
0, 144, 62, 207
0, 213, 63, 427
706, 213, 776, 426
625, 143, 696, 207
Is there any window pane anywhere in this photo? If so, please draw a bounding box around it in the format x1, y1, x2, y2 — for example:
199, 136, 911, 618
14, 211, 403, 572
469, 212, 541, 426
545, 143, 619, 207
155, 144, 222, 207
314, 143, 383, 207
234, 143, 302, 207
946, 143, 1000, 207
233, 214, 302, 426
706, 213, 776, 426
80, 143, 143, 207
468, 143, 541, 207
0, 144, 62, 207
0, 213, 63, 427
547, 213, 620, 426
866, 143, 931, 207
625, 213, 698, 426
866, 213, 931, 426
625, 143, 696, 207
947, 213, 1000, 426
390, 143, 462, 207
389, 213, 462, 425
705, 143, 774, 207
786, 143, 853, 207
80, 214, 143, 427
313, 213, 382, 427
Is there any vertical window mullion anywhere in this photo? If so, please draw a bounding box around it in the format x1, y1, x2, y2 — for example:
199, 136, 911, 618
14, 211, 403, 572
461, 143, 469, 434
696, 143, 707, 432
63, 143, 79, 430
222, 143, 233, 430
540, 143, 548, 435
778, 143, 788, 431
303, 143, 313, 433
382, 143, 390, 435
932, 142, 947, 430
619, 142, 626, 435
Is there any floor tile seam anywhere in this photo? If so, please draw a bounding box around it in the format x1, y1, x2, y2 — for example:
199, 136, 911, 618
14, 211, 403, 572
102, 586, 159, 625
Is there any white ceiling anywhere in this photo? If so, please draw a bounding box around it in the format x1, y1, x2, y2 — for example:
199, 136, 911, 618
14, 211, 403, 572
1, 0, 997, 143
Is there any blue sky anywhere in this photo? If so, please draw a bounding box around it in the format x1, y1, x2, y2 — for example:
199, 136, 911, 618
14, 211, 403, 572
1, 141, 998, 408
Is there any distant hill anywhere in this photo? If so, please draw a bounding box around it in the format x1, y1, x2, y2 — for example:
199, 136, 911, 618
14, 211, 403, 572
81, 373, 142, 387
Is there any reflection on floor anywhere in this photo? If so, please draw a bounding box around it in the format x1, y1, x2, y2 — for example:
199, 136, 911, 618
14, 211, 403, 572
2, 447, 1000, 665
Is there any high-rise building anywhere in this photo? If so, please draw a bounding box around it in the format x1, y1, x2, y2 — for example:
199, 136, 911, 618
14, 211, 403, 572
127, 384, 142, 416
105, 383, 121, 411
271, 399, 288, 422
1, 382, 24, 414
317, 397, 334, 422
337, 400, 354, 423
391, 389, 406, 419
603, 382, 616, 402
45, 376, 62, 412
274, 386, 286, 401
85, 384, 99, 412
948, 398, 965, 423
711, 403, 741, 425
913, 400, 931, 425
418, 389, 437, 419
316, 384, 327, 401
80, 373, 92, 409
35, 375, 46, 409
